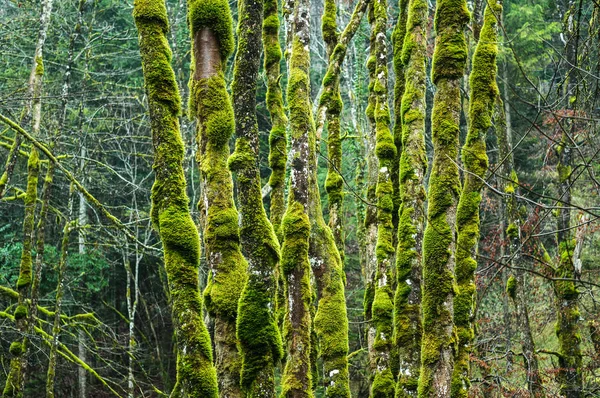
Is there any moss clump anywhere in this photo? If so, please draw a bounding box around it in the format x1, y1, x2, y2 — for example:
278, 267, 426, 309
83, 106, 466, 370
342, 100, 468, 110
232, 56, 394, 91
452, 2, 499, 396
506, 275, 516, 300
134, 1, 218, 396
13, 305, 27, 321
187, 0, 235, 60
9, 342, 23, 357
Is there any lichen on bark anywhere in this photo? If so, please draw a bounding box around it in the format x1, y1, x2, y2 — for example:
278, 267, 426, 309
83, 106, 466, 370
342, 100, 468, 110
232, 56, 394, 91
418, 0, 469, 396
452, 1, 500, 396
134, 1, 219, 396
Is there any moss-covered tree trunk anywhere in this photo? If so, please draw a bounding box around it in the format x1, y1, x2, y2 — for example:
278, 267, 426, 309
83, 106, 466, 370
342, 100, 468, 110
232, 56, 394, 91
364, 6, 380, 382
187, 0, 248, 396
280, 0, 314, 395
418, 0, 469, 396
264, 0, 288, 239
452, 2, 500, 397
133, 1, 219, 396
393, 0, 427, 395
322, 0, 345, 264
3, 150, 39, 398
368, 0, 396, 396
228, 0, 284, 394
263, 0, 288, 338
311, 1, 371, 397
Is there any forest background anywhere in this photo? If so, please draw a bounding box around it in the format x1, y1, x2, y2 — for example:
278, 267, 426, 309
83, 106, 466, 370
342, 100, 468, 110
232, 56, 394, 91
0, 0, 599, 397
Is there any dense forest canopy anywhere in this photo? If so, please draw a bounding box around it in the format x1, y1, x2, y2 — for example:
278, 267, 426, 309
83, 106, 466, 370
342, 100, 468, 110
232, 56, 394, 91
0, 0, 599, 397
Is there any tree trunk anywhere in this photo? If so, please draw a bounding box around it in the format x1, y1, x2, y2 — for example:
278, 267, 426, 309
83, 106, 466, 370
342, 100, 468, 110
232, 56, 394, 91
553, 1, 583, 397
498, 57, 545, 397
187, 1, 248, 396
368, 0, 397, 395
265, 0, 289, 241
229, 0, 284, 394
418, 0, 469, 396
0, 0, 53, 199
452, 2, 500, 397
393, 0, 427, 395
133, 1, 219, 396
46, 191, 74, 398
3, 150, 39, 398
280, 0, 315, 395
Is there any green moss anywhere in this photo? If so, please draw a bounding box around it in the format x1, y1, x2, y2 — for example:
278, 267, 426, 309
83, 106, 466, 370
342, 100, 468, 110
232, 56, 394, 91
187, 0, 235, 60
13, 305, 27, 321
133, 0, 169, 30
506, 275, 516, 300
452, 3, 499, 396
230, 0, 284, 393
35, 56, 44, 76
16, 149, 39, 292
321, 0, 338, 54
134, 2, 218, 395
419, 0, 468, 396
9, 342, 23, 357
263, 0, 288, 240
394, 0, 428, 393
